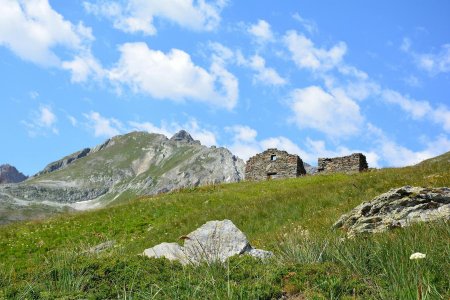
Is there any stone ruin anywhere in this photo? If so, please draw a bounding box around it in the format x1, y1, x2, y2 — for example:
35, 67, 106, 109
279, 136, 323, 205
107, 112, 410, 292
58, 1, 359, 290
245, 148, 306, 181
318, 153, 368, 173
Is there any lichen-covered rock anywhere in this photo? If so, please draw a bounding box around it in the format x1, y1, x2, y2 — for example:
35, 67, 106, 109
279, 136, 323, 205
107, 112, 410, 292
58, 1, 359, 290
142, 220, 273, 265
333, 186, 450, 236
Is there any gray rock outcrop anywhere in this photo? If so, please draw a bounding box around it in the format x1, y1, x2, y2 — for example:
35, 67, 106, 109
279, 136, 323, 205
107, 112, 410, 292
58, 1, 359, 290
170, 130, 198, 144
143, 220, 273, 265
333, 186, 450, 236
0, 164, 27, 184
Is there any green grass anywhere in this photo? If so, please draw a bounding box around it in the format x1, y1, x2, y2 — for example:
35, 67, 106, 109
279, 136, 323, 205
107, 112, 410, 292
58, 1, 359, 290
0, 152, 449, 299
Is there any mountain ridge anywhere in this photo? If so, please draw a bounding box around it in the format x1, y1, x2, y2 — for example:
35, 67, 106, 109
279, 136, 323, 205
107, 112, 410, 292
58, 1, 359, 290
0, 130, 245, 224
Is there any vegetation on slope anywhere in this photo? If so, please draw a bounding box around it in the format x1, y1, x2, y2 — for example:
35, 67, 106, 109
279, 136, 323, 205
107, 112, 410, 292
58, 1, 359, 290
0, 152, 449, 299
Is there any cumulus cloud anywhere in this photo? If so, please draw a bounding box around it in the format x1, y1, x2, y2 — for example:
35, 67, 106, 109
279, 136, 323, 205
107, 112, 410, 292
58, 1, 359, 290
381, 89, 450, 132
289, 86, 364, 138
210, 43, 286, 87
83, 111, 123, 138
129, 118, 217, 146
23, 105, 58, 137
248, 19, 273, 43
246, 55, 287, 86
83, 0, 228, 35
225, 125, 257, 143
0, 0, 93, 66
62, 51, 105, 83
108, 42, 238, 109
367, 124, 450, 167
283, 30, 347, 72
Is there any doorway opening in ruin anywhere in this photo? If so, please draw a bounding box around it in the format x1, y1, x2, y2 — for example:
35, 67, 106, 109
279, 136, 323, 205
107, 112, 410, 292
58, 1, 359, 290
270, 155, 277, 161
267, 172, 277, 180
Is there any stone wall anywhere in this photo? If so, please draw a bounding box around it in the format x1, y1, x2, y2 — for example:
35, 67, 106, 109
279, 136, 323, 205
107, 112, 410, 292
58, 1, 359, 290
317, 153, 368, 173
245, 148, 306, 181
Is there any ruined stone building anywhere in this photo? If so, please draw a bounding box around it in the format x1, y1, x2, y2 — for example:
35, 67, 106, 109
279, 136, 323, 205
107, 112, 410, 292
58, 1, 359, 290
318, 153, 368, 173
245, 148, 306, 181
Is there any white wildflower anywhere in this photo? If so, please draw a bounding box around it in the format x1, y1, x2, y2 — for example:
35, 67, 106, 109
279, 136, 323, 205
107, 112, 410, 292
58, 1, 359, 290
410, 252, 426, 260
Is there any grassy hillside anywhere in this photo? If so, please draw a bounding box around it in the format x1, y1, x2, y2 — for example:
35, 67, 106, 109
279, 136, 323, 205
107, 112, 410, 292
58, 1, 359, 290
0, 152, 449, 299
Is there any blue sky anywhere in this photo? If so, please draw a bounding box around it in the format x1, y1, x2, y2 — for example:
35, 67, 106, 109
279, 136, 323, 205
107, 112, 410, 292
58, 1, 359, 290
1, 0, 450, 175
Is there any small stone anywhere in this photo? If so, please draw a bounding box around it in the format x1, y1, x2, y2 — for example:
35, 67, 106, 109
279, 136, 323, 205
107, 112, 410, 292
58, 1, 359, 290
88, 240, 115, 254
247, 248, 274, 260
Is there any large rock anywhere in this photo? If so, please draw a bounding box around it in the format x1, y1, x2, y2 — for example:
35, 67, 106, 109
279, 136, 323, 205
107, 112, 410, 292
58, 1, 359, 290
184, 220, 251, 263
334, 186, 450, 236
143, 220, 273, 265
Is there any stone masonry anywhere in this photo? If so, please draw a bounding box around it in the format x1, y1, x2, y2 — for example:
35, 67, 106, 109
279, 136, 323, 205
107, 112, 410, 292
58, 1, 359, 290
245, 148, 306, 181
318, 153, 368, 173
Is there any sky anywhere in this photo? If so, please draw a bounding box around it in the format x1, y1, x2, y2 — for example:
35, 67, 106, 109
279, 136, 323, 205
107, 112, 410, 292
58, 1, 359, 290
1, 0, 450, 175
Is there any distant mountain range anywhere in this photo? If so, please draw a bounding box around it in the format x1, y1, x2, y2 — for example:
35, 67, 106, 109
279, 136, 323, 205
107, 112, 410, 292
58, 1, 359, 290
0, 130, 245, 224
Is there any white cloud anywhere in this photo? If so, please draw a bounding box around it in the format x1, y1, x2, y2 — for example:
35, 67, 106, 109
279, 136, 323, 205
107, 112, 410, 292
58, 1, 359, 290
108, 42, 238, 109
381, 89, 431, 119
29, 91, 39, 99
23, 105, 58, 137
68, 115, 78, 127
84, 0, 228, 35
247, 55, 287, 86
400, 37, 411, 52
248, 19, 273, 43
62, 51, 105, 83
83, 111, 123, 138
289, 86, 364, 138
129, 118, 217, 146
403, 75, 421, 88
368, 124, 450, 167
0, 0, 93, 66
225, 125, 257, 142
292, 13, 318, 34
415, 44, 450, 75
381, 89, 450, 132
400, 38, 450, 75
283, 30, 347, 72
211, 44, 286, 87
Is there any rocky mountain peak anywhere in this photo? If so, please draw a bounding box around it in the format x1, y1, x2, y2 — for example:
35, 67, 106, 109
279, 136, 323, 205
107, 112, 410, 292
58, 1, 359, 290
170, 130, 195, 143
0, 164, 28, 184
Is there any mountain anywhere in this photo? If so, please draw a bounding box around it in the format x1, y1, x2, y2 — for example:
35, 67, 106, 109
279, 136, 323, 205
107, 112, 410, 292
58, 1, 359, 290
303, 162, 317, 174
0, 164, 27, 184
0, 130, 244, 224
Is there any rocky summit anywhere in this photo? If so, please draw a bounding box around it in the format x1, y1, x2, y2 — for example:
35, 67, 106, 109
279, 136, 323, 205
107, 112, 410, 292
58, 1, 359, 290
333, 186, 450, 237
0, 164, 27, 184
0, 131, 245, 224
